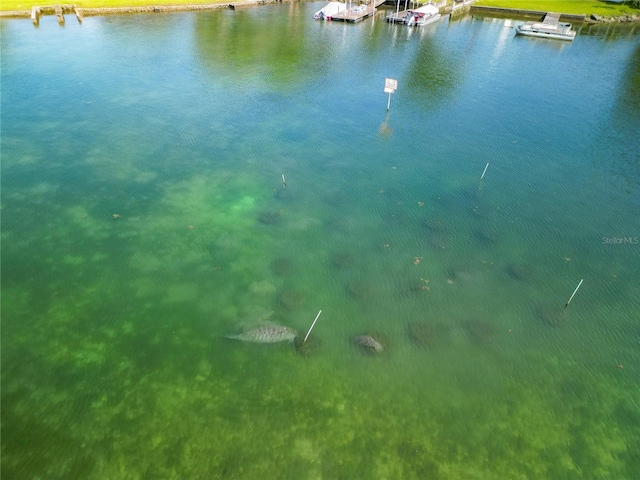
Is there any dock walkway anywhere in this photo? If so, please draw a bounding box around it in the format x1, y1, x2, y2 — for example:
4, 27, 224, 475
386, 9, 408, 23
543, 12, 561, 24
331, 0, 385, 22
468, 5, 586, 23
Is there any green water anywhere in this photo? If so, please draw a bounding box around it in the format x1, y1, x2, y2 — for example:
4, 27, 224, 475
2, 4, 639, 478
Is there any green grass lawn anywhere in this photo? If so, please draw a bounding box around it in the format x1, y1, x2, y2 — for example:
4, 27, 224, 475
474, 0, 639, 15
1, 0, 638, 20
1, 0, 229, 12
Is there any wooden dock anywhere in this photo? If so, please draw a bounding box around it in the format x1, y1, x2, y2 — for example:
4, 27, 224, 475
543, 12, 561, 24
331, 0, 385, 22
469, 5, 586, 23
451, 0, 474, 14
386, 10, 408, 23
30, 4, 81, 26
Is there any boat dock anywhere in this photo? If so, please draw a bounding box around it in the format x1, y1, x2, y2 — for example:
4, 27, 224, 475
469, 5, 586, 23
386, 0, 446, 23
543, 12, 561, 24
451, 0, 474, 14
386, 10, 408, 23
331, 0, 386, 22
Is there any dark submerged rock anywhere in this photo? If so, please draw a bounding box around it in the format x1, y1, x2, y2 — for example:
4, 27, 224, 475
463, 319, 496, 345
271, 257, 293, 276
279, 290, 304, 309
294, 334, 322, 357
407, 322, 447, 347
324, 191, 348, 207
258, 211, 282, 225
330, 252, 354, 269
536, 305, 566, 328
474, 227, 499, 246
429, 233, 453, 251
505, 262, 534, 282
346, 281, 372, 299
447, 265, 480, 284
399, 279, 431, 297
422, 217, 447, 233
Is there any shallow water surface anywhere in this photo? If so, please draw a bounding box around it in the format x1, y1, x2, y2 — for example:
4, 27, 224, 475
2, 4, 639, 478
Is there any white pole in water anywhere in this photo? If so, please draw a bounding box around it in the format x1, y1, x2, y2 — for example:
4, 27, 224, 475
480, 162, 489, 180
281, 174, 286, 188
565, 279, 584, 309
303, 310, 322, 344
387, 92, 392, 111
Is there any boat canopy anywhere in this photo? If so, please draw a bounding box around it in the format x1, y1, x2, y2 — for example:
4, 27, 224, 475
314, 2, 347, 19
407, 4, 439, 16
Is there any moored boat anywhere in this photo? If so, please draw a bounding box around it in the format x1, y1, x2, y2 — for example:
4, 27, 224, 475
405, 4, 441, 27
515, 21, 576, 41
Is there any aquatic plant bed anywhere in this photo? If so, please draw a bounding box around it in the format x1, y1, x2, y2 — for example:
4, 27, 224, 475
2, 4, 639, 478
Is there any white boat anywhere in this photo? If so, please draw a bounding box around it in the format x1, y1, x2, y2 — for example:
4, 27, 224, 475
314, 2, 347, 20
515, 21, 576, 41
405, 4, 441, 27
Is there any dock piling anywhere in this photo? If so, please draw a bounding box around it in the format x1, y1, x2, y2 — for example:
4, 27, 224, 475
55, 4, 65, 24
31, 6, 40, 25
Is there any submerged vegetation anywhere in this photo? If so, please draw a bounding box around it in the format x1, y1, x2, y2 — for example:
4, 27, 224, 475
2, 2, 639, 479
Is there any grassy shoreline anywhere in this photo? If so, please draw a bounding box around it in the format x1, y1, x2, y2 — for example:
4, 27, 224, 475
1, 0, 638, 20
474, 0, 639, 16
